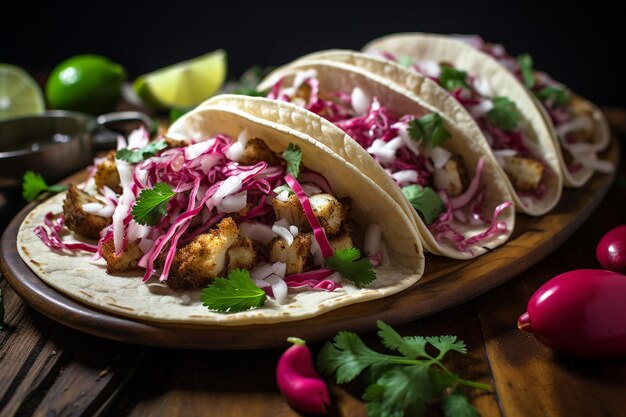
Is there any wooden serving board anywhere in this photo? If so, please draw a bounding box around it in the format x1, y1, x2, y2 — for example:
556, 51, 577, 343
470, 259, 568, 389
0, 136, 620, 350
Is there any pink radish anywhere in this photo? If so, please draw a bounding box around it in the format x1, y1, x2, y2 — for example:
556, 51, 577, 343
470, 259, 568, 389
596, 225, 626, 274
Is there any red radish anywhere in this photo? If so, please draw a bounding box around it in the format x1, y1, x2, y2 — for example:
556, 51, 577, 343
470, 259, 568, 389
276, 337, 330, 414
596, 225, 626, 274
518, 269, 626, 358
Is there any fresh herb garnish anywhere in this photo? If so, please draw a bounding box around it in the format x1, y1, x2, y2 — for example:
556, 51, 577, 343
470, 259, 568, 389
536, 86, 570, 107
116, 140, 168, 163
222, 65, 269, 96
131, 183, 176, 226
486, 96, 520, 131
398, 56, 414, 68
273, 184, 293, 195
22, 171, 68, 202
516, 54, 535, 89
317, 321, 489, 417
402, 185, 444, 225
200, 269, 267, 313
407, 113, 451, 148
282, 143, 302, 178
326, 248, 376, 288
439, 65, 470, 92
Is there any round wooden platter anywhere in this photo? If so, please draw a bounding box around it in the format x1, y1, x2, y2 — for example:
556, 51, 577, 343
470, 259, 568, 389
1, 137, 620, 350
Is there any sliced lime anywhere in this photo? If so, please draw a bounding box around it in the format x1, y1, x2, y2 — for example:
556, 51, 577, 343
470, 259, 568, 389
0, 64, 45, 120
133, 49, 227, 110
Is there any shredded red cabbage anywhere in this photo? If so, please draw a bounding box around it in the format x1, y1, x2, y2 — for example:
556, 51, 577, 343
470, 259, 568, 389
34, 213, 98, 253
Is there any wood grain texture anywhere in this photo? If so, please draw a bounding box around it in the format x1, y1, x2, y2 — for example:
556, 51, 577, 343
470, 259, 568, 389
0, 133, 618, 350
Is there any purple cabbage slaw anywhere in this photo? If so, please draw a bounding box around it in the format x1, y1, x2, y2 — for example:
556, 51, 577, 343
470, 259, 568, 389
34, 128, 387, 302
268, 74, 512, 254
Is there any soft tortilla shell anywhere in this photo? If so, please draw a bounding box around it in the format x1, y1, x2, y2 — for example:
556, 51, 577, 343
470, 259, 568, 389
17, 104, 424, 326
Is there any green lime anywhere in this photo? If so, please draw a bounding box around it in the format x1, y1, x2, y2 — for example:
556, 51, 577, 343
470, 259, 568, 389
46, 54, 126, 115
0, 64, 45, 121
133, 49, 227, 110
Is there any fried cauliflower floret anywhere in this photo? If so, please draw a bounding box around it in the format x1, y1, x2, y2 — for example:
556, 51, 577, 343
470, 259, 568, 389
101, 240, 143, 274
567, 97, 595, 143
269, 234, 312, 275
94, 151, 122, 194
239, 138, 282, 166
271, 193, 351, 236
163, 136, 191, 149
63, 185, 111, 239
433, 155, 468, 197
503, 156, 544, 192
329, 230, 354, 253
166, 217, 256, 290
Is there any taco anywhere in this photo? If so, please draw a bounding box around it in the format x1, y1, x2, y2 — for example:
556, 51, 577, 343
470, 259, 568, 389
363, 33, 613, 187
260, 49, 563, 216
17, 101, 424, 325
211, 60, 516, 259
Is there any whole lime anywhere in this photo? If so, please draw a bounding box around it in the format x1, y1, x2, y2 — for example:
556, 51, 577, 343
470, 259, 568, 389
46, 54, 126, 115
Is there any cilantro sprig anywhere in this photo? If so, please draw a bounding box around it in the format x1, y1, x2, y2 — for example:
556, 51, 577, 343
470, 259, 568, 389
116, 140, 167, 163
536, 86, 570, 108
516, 53, 535, 89
22, 171, 68, 202
200, 269, 267, 313
439, 65, 470, 92
486, 96, 521, 131
317, 321, 489, 417
407, 113, 451, 148
326, 248, 375, 288
402, 185, 444, 225
131, 183, 176, 226
282, 143, 302, 178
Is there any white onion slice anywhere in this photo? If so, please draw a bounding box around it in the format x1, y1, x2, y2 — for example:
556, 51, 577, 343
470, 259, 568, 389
217, 191, 247, 213
391, 170, 418, 185
351, 87, 372, 116
82, 202, 104, 214
127, 127, 150, 149
289, 225, 299, 236
184, 139, 215, 160
430, 147, 452, 169
237, 129, 250, 146
364, 224, 382, 258
272, 224, 294, 246
276, 189, 291, 202
211, 176, 242, 205
112, 203, 128, 254
469, 99, 494, 118
266, 274, 288, 304
225, 142, 244, 162
556, 115, 593, 138
239, 222, 278, 245
416, 60, 441, 78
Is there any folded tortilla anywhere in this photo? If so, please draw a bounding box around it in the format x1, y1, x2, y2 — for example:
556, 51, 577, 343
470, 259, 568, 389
208, 61, 516, 259
363, 33, 609, 187
17, 102, 424, 325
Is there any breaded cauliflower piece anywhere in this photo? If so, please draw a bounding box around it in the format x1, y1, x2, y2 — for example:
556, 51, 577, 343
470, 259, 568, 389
101, 240, 143, 274
271, 193, 350, 236
94, 151, 122, 194
434, 155, 468, 197
239, 138, 282, 166
166, 217, 256, 290
163, 136, 191, 149
329, 230, 354, 253
63, 185, 111, 239
503, 156, 544, 191
269, 234, 312, 275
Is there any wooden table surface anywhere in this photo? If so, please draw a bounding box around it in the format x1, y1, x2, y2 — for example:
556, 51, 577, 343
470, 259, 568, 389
1, 109, 625, 417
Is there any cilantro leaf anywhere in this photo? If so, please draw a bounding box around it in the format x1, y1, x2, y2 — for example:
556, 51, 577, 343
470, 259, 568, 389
131, 183, 176, 226
326, 248, 376, 287
363, 364, 433, 417
377, 320, 429, 359
116, 140, 167, 163
439, 65, 470, 92
398, 56, 414, 68
426, 335, 467, 358
200, 269, 266, 313
402, 185, 444, 225
516, 54, 535, 89
22, 171, 68, 202
442, 392, 480, 417
536, 86, 570, 108
282, 143, 302, 178
486, 96, 520, 131
317, 331, 392, 383
407, 113, 451, 148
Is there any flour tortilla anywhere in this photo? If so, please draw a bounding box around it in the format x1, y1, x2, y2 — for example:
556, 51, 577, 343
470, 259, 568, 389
363, 33, 607, 187
215, 64, 516, 258
262, 49, 563, 215
17, 103, 424, 325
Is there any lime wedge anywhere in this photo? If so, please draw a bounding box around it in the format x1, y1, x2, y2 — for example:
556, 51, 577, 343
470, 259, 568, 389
133, 49, 227, 110
0, 64, 45, 121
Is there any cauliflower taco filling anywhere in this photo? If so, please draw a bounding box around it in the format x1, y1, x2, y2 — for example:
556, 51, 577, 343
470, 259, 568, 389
34, 127, 381, 313
268, 73, 512, 253
372, 51, 550, 203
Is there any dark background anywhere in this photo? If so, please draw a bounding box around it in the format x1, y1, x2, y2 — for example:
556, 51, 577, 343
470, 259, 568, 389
3, 0, 624, 106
